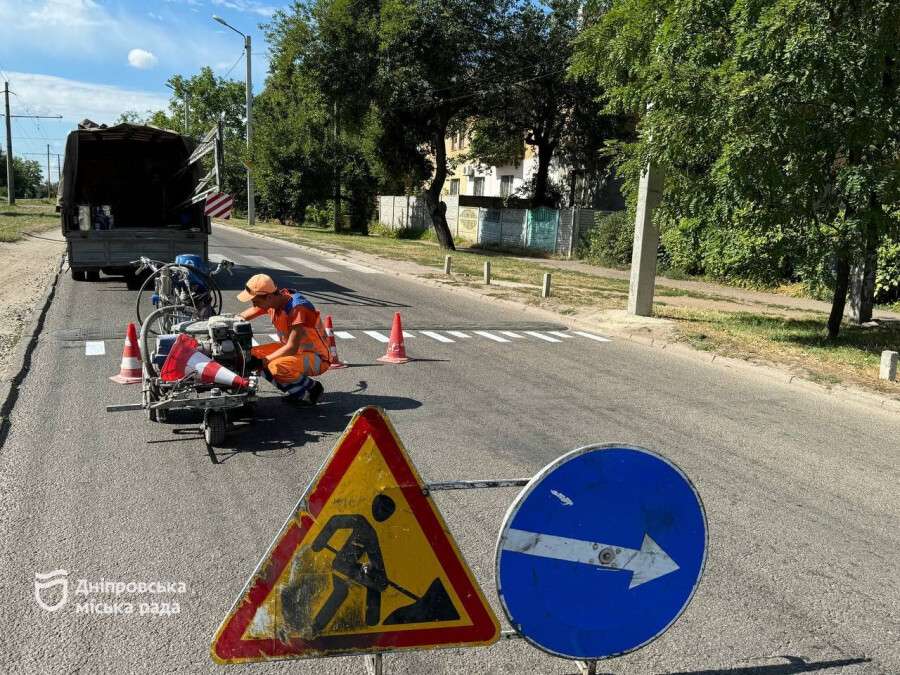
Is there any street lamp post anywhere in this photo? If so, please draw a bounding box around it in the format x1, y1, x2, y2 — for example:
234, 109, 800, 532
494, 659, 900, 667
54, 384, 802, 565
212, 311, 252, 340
212, 14, 255, 228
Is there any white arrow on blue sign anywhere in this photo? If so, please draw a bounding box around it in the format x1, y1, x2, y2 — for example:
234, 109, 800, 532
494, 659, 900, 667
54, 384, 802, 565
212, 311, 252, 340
495, 444, 708, 661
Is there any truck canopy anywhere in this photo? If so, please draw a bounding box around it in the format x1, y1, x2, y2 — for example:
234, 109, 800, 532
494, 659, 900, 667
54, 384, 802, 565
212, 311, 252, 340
59, 123, 206, 232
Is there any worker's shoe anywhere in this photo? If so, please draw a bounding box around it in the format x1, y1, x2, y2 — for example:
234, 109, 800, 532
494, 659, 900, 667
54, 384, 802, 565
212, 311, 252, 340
285, 381, 324, 407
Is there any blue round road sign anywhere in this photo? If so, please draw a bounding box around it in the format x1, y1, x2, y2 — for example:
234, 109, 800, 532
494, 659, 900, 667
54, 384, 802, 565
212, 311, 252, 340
495, 444, 707, 660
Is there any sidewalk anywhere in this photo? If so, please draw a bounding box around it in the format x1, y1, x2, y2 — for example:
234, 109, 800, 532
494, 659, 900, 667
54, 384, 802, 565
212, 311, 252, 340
497, 253, 900, 321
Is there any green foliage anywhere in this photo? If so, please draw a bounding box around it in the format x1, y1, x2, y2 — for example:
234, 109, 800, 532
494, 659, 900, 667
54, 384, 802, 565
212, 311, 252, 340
0, 151, 45, 199
577, 210, 633, 266
876, 239, 900, 303
572, 0, 900, 334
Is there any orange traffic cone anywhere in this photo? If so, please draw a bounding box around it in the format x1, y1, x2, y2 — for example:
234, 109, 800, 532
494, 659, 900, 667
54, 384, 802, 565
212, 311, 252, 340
377, 312, 410, 364
324, 315, 348, 369
110, 322, 143, 384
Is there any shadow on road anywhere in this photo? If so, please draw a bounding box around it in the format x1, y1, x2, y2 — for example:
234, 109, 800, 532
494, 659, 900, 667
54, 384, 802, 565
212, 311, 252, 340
653, 655, 871, 675
158, 381, 421, 464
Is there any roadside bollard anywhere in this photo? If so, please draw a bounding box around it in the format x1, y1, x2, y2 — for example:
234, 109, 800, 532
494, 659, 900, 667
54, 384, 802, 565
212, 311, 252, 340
444, 255, 452, 275
542, 273, 551, 299
881, 350, 898, 381
483, 261, 491, 285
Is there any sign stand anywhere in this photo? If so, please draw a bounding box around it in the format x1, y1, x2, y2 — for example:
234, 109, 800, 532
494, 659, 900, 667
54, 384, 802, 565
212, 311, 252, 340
211, 410, 706, 674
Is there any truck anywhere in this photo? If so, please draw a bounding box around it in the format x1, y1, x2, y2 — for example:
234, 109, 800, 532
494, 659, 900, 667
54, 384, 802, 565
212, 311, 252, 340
58, 120, 224, 288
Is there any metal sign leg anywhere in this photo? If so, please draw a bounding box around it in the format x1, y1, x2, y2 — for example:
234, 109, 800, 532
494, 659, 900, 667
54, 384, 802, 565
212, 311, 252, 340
576, 660, 597, 675
364, 653, 383, 675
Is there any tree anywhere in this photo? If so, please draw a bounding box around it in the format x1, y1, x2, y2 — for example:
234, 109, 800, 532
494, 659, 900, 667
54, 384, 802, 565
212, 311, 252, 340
253, 3, 378, 230
467, 0, 616, 207
573, 0, 900, 338
0, 151, 44, 198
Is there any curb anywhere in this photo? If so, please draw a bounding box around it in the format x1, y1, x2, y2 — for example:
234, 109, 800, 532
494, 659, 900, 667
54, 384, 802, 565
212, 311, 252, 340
0, 253, 65, 449
216, 223, 900, 415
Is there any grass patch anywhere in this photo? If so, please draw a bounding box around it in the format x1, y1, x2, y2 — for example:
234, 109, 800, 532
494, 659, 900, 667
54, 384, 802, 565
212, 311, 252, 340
0, 200, 59, 242
656, 306, 900, 396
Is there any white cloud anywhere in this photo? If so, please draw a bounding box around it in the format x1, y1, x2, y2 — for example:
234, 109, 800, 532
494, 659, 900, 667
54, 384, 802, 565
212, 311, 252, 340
25, 0, 105, 27
127, 48, 159, 70
211, 0, 277, 18
5, 71, 169, 126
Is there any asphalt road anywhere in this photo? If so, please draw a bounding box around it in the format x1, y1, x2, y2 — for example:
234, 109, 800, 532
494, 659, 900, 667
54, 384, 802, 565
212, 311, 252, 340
0, 226, 897, 674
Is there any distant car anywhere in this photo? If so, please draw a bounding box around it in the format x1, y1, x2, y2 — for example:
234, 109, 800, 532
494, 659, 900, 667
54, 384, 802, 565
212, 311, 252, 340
58, 120, 222, 288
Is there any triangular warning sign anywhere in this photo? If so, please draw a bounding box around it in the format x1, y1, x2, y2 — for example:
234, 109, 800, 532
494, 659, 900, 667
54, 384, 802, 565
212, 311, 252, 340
211, 406, 500, 663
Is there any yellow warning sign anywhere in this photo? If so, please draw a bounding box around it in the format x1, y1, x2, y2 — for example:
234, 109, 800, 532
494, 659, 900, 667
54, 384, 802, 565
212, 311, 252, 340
211, 406, 499, 663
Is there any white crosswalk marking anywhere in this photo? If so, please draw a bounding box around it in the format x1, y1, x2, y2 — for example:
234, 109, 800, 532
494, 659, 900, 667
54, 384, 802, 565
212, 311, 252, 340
420, 331, 454, 343
573, 331, 611, 343
499, 331, 524, 339
269, 334, 280, 342
524, 331, 561, 343
446, 331, 471, 338
329, 258, 381, 274
473, 331, 510, 343
285, 256, 336, 273
335, 331, 355, 339
251, 338, 260, 346
402, 331, 416, 338
548, 331, 574, 339
85, 341, 105, 356
363, 330, 390, 343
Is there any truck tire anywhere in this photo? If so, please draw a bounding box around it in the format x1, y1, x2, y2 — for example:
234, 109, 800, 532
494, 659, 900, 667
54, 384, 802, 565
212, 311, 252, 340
204, 411, 226, 447
71, 268, 86, 281
86, 270, 100, 282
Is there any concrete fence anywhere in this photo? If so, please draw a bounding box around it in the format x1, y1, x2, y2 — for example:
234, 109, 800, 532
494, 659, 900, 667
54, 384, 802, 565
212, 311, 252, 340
377, 194, 604, 259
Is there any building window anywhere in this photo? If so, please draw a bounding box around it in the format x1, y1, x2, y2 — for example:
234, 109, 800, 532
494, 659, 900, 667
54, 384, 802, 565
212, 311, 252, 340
473, 177, 485, 196
449, 179, 459, 195
500, 175, 514, 198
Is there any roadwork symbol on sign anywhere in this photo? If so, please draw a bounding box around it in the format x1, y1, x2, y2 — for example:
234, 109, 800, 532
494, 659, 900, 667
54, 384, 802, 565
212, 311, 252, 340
211, 406, 500, 663
496, 444, 707, 661
204, 192, 234, 219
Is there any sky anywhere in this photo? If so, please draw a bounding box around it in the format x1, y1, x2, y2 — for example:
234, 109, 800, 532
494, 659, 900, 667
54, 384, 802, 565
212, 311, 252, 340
0, 0, 290, 181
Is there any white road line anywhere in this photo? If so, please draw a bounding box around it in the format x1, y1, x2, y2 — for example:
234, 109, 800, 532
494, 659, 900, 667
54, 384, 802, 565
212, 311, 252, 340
403, 331, 416, 338
473, 331, 510, 343
335, 331, 355, 339
363, 330, 390, 343
269, 334, 280, 342
251, 338, 260, 347
548, 331, 574, 339
420, 330, 454, 343
524, 331, 561, 343
85, 341, 105, 356
499, 331, 525, 339
285, 256, 336, 273
329, 258, 381, 274
446, 331, 471, 339
243, 254, 287, 270
573, 331, 612, 343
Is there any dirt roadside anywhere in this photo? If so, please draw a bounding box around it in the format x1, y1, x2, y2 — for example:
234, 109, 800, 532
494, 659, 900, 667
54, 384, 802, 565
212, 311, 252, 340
0, 234, 66, 382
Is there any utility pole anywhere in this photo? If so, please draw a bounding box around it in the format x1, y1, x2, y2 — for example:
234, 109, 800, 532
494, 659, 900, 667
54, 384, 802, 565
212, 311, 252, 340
4, 82, 13, 204
244, 33, 255, 227
212, 15, 254, 227
56, 154, 61, 185
46, 144, 51, 200
333, 101, 341, 232
1, 83, 63, 204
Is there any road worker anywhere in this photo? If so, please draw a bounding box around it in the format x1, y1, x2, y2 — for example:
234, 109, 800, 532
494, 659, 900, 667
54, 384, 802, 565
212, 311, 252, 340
237, 273, 330, 405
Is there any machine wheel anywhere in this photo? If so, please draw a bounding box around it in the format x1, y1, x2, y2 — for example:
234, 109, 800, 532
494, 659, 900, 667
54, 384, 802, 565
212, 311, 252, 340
86, 270, 100, 282
204, 411, 227, 446
125, 273, 144, 291
71, 268, 86, 281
